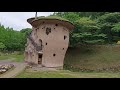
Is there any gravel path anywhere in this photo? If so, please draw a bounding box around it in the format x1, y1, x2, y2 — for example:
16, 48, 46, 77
0, 60, 27, 78
0, 60, 61, 78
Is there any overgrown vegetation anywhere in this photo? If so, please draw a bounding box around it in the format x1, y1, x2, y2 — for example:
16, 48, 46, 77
64, 45, 120, 72
53, 12, 120, 47
0, 25, 31, 52
1, 12, 120, 52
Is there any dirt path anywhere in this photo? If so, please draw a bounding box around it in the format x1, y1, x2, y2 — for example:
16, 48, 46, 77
0, 60, 27, 78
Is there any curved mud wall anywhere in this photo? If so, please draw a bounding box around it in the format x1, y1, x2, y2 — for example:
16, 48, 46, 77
25, 22, 70, 68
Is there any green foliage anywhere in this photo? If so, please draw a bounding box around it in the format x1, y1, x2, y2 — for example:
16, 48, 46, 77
98, 12, 120, 24
97, 12, 120, 43
0, 42, 6, 49
63, 12, 80, 23
71, 17, 106, 46
53, 12, 80, 23
75, 17, 100, 32
71, 32, 106, 45
20, 28, 32, 46
54, 12, 120, 46
112, 22, 120, 32
53, 12, 107, 46
0, 24, 30, 51
75, 12, 107, 19
1, 12, 120, 51
20, 28, 32, 34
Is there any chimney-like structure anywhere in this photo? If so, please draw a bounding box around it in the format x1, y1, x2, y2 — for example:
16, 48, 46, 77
24, 16, 74, 68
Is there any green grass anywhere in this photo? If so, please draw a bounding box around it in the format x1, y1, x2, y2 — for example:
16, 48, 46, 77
15, 70, 75, 78
0, 52, 24, 62
2, 45, 120, 78
64, 45, 120, 72
37, 15, 70, 22
15, 69, 120, 78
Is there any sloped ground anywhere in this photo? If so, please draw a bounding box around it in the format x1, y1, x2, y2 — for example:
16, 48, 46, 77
64, 45, 120, 72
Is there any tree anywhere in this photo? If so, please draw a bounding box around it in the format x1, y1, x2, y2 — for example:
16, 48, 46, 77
20, 28, 32, 34
70, 17, 106, 46
53, 12, 107, 47
0, 24, 28, 51
112, 22, 120, 32
97, 12, 120, 43
53, 12, 80, 23
77, 12, 107, 19
0, 42, 6, 51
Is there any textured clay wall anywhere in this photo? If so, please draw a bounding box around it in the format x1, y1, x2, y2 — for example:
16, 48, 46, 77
37, 23, 69, 67
25, 38, 38, 64
25, 21, 70, 68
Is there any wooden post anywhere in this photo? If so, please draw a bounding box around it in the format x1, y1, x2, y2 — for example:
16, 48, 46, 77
35, 12, 37, 19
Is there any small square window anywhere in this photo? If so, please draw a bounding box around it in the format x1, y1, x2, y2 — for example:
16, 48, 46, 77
53, 54, 56, 56
55, 24, 58, 26
64, 36, 67, 40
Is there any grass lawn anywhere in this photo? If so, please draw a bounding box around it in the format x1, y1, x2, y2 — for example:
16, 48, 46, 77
0, 52, 24, 62
15, 69, 120, 78
1, 45, 120, 78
